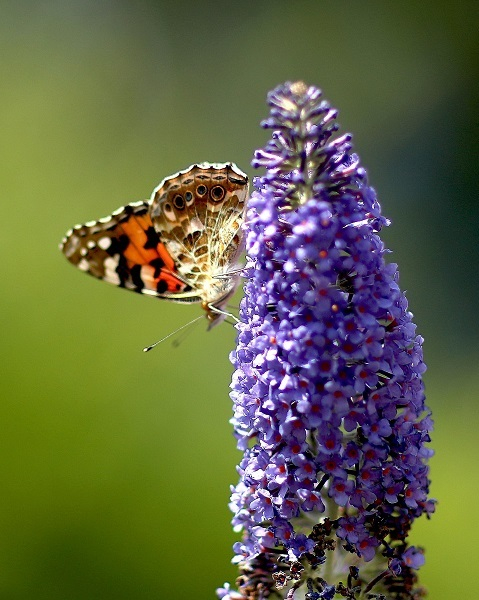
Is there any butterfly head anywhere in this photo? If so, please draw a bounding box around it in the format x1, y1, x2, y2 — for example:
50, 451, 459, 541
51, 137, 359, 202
202, 285, 240, 329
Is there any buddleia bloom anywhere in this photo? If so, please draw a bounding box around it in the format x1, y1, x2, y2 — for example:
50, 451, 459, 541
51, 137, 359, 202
219, 82, 435, 600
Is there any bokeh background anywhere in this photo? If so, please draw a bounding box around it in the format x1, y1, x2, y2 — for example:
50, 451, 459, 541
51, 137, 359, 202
1, 1, 477, 598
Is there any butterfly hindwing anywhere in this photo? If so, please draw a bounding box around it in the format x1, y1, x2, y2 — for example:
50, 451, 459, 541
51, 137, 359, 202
149, 163, 248, 292
60, 201, 193, 299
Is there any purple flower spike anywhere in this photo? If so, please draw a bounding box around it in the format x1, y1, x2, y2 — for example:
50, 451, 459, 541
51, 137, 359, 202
220, 82, 435, 600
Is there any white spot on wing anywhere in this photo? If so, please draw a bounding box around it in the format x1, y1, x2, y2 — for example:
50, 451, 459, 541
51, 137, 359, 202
103, 256, 121, 285
63, 235, 80, 258
141, 288, 159, 296
139, 265, 156, 289
98, 237, 111, 250
78, 258, 90, 271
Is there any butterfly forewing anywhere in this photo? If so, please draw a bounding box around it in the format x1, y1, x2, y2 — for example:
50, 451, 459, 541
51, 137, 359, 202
60, 201, 193, 299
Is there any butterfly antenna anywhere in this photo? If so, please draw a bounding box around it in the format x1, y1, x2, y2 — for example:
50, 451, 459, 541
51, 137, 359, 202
171, 314, 202, 348
143, 315, 204, 353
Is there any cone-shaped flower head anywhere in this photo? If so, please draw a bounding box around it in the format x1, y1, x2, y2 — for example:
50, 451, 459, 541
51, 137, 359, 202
221, 82, 434, 600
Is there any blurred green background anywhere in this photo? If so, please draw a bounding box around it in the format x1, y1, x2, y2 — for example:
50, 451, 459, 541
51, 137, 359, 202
1, 1, 477, 598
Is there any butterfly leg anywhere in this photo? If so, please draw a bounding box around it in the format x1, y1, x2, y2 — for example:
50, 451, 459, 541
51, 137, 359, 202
205, 302, 240, 328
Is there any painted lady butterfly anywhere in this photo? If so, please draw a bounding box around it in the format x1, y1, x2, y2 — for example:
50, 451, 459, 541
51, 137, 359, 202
60, 162, 249, 329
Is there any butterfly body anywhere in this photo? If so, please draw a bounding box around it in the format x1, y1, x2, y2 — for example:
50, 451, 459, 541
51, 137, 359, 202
60, 162, 249, 327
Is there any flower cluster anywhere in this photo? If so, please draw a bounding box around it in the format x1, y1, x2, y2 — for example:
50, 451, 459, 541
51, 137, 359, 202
220, 82, 434, 599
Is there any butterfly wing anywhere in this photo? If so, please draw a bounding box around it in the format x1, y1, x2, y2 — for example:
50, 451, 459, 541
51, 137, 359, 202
60, 200, 197, 300
149, 163, 249, 304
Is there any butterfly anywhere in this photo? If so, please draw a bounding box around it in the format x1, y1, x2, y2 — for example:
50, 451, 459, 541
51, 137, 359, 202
60, 162, 249, 329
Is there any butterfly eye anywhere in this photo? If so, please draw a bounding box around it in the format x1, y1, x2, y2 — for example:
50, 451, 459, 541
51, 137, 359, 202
196, 184, 207, 196
185, 191, 194, 205
210, 185, 225, 202
173, 194, 185, 210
